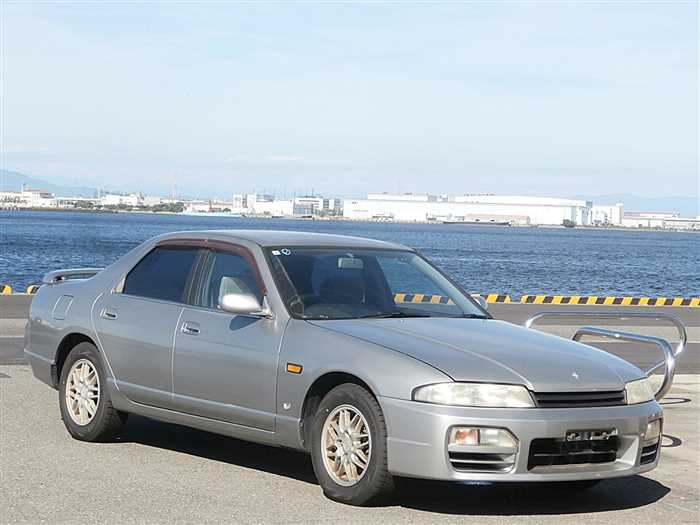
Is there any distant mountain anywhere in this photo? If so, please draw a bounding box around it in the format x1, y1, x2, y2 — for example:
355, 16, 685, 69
0, 169, 97, 198
574, 193, 699, 218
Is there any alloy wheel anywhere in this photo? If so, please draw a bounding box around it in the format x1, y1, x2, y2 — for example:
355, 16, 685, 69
65, 359, 100, 426
321, 404, 372, 486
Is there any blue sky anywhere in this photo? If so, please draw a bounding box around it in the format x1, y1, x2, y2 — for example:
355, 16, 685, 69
2, 1, 697, 200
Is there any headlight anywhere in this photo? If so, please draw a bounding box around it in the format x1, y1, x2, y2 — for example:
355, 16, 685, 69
625, 377, 655, 404
412, 383, 534, 408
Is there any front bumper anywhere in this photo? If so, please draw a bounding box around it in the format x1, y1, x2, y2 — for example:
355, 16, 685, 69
379, 396, 662, 481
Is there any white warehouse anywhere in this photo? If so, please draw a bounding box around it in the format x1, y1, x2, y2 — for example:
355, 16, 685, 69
343, 193, 593, 226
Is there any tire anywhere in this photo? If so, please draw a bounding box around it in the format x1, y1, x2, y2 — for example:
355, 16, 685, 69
310, 383, 394, 505
58, 341, 127, 442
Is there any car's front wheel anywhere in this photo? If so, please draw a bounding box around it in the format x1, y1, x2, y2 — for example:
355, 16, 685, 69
310, 383, 394, 505
58, 342, 127, 441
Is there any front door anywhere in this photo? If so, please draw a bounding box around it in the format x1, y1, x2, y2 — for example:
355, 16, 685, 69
172, 247, 281, 431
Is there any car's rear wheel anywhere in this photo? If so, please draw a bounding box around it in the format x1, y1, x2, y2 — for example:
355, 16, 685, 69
310, 383, 394, 505
58, 342, 127, 441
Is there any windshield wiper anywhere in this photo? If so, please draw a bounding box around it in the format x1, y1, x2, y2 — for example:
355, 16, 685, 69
358, 311, 431, 319
461, 313, 489, 319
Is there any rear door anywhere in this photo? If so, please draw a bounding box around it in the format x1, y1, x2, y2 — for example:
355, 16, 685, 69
93, 244, 201, 408
172, 245, 281, 430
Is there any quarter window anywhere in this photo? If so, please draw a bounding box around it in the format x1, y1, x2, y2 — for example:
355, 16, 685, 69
122, 246, 200, 303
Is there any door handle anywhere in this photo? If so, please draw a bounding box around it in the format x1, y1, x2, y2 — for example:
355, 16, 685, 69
100, 307, 118, 320
181, 321, 200, 335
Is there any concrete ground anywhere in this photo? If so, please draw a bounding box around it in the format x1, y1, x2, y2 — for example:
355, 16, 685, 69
1, 297, 699, 523
0, 366, 698, 524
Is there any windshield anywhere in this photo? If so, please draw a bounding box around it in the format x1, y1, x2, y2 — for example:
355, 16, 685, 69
266, 248, 488, 320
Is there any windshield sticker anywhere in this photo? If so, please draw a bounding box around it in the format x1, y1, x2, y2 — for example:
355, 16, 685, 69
280, 248, 291, 256
271, 250, 281, 255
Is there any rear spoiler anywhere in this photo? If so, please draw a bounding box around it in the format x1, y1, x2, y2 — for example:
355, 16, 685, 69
42, 268, 104, 285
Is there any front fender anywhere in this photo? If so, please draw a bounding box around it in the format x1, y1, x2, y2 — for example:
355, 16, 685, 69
274, 319, 450, 449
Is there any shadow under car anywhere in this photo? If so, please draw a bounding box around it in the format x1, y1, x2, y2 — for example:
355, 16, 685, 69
116, 415, 671, 515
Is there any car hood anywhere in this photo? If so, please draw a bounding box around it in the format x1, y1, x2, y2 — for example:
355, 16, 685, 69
309, 318, 644, 392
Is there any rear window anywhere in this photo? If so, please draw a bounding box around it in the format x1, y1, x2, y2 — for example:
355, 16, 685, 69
123, 246, 199, 303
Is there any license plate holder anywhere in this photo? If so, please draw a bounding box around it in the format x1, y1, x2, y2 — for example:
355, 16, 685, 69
565, 428, 617, 442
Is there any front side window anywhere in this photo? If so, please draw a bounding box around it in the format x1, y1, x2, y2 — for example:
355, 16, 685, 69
123, 246, 200, 302
267, 248, 487, 320
195, 249, 263, 309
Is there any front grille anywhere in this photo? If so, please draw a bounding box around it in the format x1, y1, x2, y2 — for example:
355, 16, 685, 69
528, 437, 619, 470
449, 451, 516, 473
533, 391, 626, 408
640, 442, 659, 465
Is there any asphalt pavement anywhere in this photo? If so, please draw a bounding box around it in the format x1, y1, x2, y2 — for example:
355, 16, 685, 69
0, 295, 28, 365
1, 296, 699, 523
1, 366, 698, 523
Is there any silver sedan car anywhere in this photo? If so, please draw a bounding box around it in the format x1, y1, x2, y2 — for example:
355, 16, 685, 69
25, 230, 662, 505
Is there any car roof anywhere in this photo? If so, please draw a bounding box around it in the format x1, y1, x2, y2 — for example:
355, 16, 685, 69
158, 230, 412, 250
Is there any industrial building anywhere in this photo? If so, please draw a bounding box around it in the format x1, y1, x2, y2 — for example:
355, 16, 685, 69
622, 211, 700, 230
590, 203, 625, 225
4, 184, 695, 230
343, 193, 596, 226
0, 187, 57, 208
100, 193, 143, 207
231, 194, 341, 217
292, 196, 341, 216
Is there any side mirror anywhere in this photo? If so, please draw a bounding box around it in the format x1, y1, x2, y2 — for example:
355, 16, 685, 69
219, 293, 274, 319
473, 295, 488, 311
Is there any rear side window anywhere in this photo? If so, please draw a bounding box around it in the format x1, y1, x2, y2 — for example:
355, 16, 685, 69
123, 246, 199, 303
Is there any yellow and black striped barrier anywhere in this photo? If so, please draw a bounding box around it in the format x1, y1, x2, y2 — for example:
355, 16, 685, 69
0, 284, 39, 295
394, 293, 511, 305
520, 295, 700, 307
394, 293, 454, 305
3, 284, 699, 307
478, 294, 512, 304
394, 293, 699, 307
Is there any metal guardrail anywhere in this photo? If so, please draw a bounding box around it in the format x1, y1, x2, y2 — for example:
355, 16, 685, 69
572, 327, 676, 400
524, 311, 687, 400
